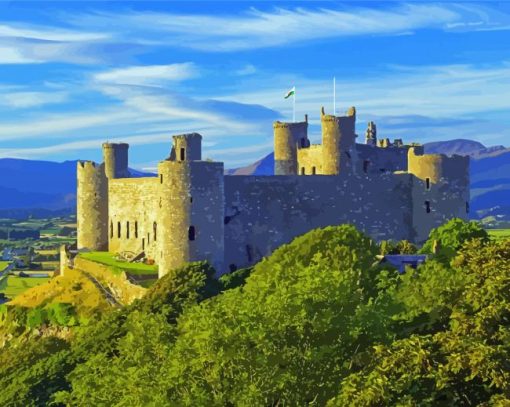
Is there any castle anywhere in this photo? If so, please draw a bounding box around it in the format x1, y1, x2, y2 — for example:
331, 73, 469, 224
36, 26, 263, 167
76, 106, 469, 277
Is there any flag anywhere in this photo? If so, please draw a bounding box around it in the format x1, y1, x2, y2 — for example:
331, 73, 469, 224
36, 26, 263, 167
284, 87, 295, 99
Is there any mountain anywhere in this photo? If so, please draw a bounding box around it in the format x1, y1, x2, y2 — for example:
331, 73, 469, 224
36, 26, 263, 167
226, 153, 274, 176
0, 158, 151, 216
226, 139, 510, 221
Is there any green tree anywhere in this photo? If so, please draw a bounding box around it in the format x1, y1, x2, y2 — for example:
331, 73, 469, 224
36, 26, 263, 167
420, 218, 488, 260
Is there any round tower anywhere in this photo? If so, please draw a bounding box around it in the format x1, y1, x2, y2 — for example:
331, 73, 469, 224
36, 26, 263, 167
102, 143, 129, 179
171, 133, 202, 162
321, 106, 357, 175
156, 160, 192, 277
76, 161, 108, 250
273, 116, 308, 175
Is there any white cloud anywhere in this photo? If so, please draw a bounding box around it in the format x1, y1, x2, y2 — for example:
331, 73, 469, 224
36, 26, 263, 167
0, 23, 108, 42
94, 63, 198, 85
68, 4, 509, 52
0, 91, 68, 108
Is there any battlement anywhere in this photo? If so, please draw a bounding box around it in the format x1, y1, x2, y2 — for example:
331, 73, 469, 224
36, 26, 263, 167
170, 133, 202, 162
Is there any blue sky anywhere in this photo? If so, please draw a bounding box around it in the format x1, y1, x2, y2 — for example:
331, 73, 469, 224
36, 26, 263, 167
0, 1, 509, 170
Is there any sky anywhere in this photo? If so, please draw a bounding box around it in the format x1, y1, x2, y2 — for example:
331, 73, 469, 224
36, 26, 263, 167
0, 1, 509, 170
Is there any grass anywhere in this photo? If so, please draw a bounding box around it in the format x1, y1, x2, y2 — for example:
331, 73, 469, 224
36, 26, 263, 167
37, 249, 58, 256
0, 275, 50, 299
487, 229, 510, 240
79, 251, 158, 276
0, 261, 11, 272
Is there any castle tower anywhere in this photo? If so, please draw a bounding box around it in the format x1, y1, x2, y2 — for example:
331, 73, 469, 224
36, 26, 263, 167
408, 147, 470, 243
76, 161, 108, 250
170, 133, 202, 162
156, 134, 224, 277
321, 106, 357, 175
273, 115, 309, 175
102, 143, 129, 179
365, 121, 377, 146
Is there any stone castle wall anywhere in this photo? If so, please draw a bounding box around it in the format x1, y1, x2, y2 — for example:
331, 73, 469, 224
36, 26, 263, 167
223, 172, 414, 271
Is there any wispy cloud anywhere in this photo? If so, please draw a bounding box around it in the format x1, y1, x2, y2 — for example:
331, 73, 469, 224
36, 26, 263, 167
68, 4, 509, 52
94, 63, 198, 86
0, 91, 68, 108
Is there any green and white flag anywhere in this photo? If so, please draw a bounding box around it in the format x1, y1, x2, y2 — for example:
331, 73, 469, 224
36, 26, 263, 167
284, 86, 295, 99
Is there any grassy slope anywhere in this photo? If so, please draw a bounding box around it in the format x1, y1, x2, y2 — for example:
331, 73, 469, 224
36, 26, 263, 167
0, 261, 10, 271
79, 251, 158, 276
487, 229, 510, 240
1, 276, 50, 299
10, 268, 113, 316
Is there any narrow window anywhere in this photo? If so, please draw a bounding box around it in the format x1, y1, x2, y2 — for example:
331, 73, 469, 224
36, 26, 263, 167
466, 201, 470, 214
126, 221, 130, 239
160, 174, 163, 184
142, 238, 145, 250
135, 221, 138, 238
188, 226, 196, 241
363, 160, 369, 174
246, 245, 253, 262
426, 177, 431, 190
425, 201, 431, 213
147, 233, 150, 245
153, 222, 157, 242
190, 196, 193, 203
117, 222, 121, 238
311, 166, 316, 175
345, 151, 351, 159
110, 221, 113, 238
301, 167, 305, 175
224, 216, 231, 225
180, 148, 185, 161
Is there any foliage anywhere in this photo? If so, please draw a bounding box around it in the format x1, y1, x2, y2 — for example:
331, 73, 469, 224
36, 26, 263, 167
1, 222, 509, 406
218, 266, 253, 290
380, 240, 418, 255
420, 218, 489, 260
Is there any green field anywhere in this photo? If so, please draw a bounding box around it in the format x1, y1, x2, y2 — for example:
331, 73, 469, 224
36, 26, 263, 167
487, 229, 510, 240
0, 261, 11, 272
0, 275, 50, 299
79, 251, 158, 276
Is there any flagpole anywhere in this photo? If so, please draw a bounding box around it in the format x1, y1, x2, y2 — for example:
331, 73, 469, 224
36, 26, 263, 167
293, 88, 296, 122
333, 77, 336, 115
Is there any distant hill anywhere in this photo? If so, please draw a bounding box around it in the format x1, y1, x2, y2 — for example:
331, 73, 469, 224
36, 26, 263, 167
226, 139, 510, 221
0, 158, 151, 216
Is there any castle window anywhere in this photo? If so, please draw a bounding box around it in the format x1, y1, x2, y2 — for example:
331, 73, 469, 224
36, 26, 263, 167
142, 238, 145, 250
126, 221, 130, 239
153, 222, 157, 242
180, 148, 185, 161
224, 216, 231, 225
426, 177, 431, 190
301, 167, 305, 175
246, 245, 253, 262
147, 233, 150, 244
188, 226, 196, 241
117, 222, 121, 238
345, 151, 351, 159
135, 221, 138, 238
160, 174, 163, 184
311, 166, 316, 175
466, 201, 470, 214
363, 160, 370, 174
110, 221, 113, 239
425, 201, 431, 213
190, 196, 193, 203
